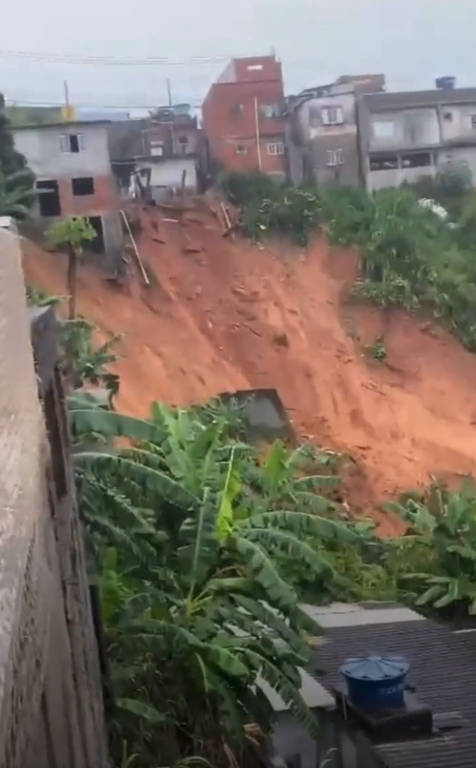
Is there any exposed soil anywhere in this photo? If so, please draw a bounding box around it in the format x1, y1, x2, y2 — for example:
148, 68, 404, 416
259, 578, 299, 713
22, 201, 476, 533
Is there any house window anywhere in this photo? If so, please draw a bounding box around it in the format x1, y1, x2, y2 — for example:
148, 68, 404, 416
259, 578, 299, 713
471, 115, 476, 128
72, 177, 94, 196
321, 106, 344, 125
59, 133, 85, 153
230, 104, 244, 118
247, 64, 263, 71
326, 148, 344, 166
260, 103, 280, 118
235, 144, 247, 154
36, 179, 61, 216
150, 141, 164, 157
373, 121, 395, 138
401, 152, 432, 168
266, 142, 285, 155
370, 154, 398, 171
444, 111, 453, 121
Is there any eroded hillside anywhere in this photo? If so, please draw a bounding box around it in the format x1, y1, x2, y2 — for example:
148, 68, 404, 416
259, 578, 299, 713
23, 201, 476, 530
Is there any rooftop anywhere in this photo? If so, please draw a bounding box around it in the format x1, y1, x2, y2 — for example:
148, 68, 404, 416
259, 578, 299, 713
309, 602, 476, 768
11, 119, 111, 131
362, 88, 476, 111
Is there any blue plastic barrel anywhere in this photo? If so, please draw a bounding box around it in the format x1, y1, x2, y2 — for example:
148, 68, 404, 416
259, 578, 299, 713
435, 76, 456, 90
340, 655, 410, 711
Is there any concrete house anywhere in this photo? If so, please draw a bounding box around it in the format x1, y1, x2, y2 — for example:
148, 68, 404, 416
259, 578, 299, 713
358, 84, 476, 192
285, 74, 385, 188
109, 107, 201, 201
202, 56, 286, 179
12, 120, 123, 272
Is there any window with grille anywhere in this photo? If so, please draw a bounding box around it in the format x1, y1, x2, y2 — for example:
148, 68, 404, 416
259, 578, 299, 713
321, 106, 344, 125
326, 148, 344, 166
59, 133, 85, 153
266, 141, 285, 155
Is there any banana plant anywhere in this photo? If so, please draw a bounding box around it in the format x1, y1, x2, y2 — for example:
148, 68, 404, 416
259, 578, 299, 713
385, 480, 476, 613
71, 401, 356, 767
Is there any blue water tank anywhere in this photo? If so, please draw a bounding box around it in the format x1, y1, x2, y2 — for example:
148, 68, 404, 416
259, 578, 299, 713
436, 76, 456, 90
340, 655, 410, 711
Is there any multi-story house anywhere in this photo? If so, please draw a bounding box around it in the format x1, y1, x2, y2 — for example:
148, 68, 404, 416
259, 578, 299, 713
109, 106, 202, 200
358, 84, 476, 191
202, 55, 286, 179
285, 74, 385, 187
12, 120, 123, 272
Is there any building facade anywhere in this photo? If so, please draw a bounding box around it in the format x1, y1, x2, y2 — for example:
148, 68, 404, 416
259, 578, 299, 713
109, 108, 201, 201
13, 120, 123, 273
202, 56, 286, 178
285, 74, 385, 188
358, 86, 476, 191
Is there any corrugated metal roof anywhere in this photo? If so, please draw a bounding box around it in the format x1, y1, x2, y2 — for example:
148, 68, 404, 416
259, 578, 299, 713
312, 619, 476, 768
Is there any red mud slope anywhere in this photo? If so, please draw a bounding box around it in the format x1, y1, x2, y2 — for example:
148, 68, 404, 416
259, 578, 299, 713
22, 203, 476, 529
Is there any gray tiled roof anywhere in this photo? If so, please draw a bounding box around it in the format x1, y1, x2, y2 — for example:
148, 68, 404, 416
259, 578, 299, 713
312, 618, 476, 768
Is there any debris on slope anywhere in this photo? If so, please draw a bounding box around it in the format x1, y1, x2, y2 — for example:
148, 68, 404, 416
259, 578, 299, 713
22, 200, 476, 532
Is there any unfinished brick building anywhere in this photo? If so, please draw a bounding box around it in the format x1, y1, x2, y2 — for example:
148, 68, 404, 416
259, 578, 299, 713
202, 56, 286, 178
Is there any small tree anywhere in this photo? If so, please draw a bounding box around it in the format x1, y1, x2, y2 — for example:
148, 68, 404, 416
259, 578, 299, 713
47, 217, 96, 319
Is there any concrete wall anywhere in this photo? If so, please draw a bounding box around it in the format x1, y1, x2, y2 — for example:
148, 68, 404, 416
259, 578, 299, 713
436, 145, 476, 183
288, 93, 360, 187
368, 108, 440, 151
440, 102, 476, 142
142, 157, 198, 190
12, 123, 112, 177
0, 227, 108, 768
367, 163, 436, 191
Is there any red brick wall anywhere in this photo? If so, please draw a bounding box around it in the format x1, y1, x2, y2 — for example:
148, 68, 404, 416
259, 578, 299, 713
58, 175, 119, 217
203, 77, 286, 175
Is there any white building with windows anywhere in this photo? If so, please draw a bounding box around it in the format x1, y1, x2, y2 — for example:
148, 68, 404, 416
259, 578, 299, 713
358, 86, 476, 192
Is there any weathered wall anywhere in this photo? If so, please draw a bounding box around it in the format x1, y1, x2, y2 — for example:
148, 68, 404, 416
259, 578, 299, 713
0, 227, 108, 767
12, 123, 112, 177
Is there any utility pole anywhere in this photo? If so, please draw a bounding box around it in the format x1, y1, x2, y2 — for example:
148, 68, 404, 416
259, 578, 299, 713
254, 96, 262, 171
166, 78, 172, 107
64, 79, 70, 110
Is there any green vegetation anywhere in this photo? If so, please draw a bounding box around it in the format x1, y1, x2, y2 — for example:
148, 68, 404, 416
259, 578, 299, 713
385, 480, 476, 615
222, 169, 476, 350
220, 171, 320, 245
47, 216, 96, 319
70, 397, 374, 766
0, 93, 35, 219
368, 336, 387, 362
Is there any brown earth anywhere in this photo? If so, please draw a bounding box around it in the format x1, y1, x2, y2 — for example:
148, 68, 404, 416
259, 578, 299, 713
22, 202, 476, 534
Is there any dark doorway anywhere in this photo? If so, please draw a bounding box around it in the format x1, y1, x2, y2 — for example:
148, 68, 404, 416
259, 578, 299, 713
87, 216, 105, 254
37, 179, 61, 217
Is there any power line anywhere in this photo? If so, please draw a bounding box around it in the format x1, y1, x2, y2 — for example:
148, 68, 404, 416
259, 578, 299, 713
5, 97, 204, 109
0, 49, 234, 67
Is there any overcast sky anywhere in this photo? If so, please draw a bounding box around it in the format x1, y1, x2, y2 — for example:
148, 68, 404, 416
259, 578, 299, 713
1, 0, 475, 113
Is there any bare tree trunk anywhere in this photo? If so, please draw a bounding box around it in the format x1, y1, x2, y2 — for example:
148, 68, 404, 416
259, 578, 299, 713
67, 248, 77, 320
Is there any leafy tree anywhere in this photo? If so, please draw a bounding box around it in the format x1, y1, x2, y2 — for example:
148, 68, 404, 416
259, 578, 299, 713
47, 216, 96, 319
70, 400, 356, 767
0, 94, 35, 218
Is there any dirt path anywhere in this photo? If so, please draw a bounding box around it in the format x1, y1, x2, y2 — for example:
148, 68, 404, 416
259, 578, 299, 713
22, 203, 476, 531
